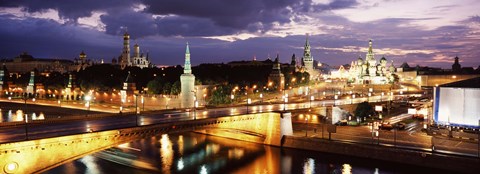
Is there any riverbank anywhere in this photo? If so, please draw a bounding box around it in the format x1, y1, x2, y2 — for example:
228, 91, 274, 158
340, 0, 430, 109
282, 135, 479, 174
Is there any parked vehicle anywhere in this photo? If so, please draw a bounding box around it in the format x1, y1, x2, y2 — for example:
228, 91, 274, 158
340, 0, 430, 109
380, 122, 394, 130
395, 122, 406, 130
335, 119, 348, 126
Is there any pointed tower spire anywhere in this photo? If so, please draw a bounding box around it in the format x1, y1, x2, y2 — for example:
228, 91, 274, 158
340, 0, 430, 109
184, 42, 192, 74
368, 40, 373, 54
305, 33, 310, 47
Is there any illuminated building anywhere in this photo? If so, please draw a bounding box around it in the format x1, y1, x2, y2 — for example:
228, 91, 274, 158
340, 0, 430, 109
119, 32, 152, 69
302, 34, 317, 78
0, 64, 5, 92
268, 54, 285, 90
120, 71, 138, 103
347, 40, 396, 84
25, 71, 35, 94
433, 77, 480, 128
181, 42, 195, 108
72, 51, 93, 72
1, 52, 72, 74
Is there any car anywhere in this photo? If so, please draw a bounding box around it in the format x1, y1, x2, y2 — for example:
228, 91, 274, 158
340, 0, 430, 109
394, 122, 406, 130
412, 114, 425, 120
380, 122, 394, 130
335, 120, 348, 126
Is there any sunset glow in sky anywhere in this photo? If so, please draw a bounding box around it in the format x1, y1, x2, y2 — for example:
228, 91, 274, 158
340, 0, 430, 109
0, 0, 479, 68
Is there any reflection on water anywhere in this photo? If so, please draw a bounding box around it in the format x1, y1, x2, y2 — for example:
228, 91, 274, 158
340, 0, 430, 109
46, 132, 447, 174
303, 158, 315, 174
80, 155, 101, 174
0, 109, 45, 122
160, 134, 173, 174
342, 163, 352, 174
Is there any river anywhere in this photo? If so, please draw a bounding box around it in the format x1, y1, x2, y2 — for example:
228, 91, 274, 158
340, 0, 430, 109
45, 132, 445, 174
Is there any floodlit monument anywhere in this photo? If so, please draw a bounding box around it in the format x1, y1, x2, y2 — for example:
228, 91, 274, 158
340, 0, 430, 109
302, 34, 315, 77
347, 40, 396, 84
181, 43, 196, 108
119, 32, 152, 69
0, 64, 5, 92
268, 54, 285, 90
26, 71, 35, 95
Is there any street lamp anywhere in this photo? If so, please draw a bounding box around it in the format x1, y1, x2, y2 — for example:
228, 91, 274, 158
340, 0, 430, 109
260, 93, 263, 103
24, 113, 29, 140
203, 93, 207, 106
246, 98, 251, 114
194, 100, 198, 120
305, 117, 308, 137
134, 94, 139, 114
85, 95, 92, 117
334, 94, 338, 106
310, 95, 314, 108
120, 98, 125, 114
141, 95, 144, 111
368, 92, 371, 102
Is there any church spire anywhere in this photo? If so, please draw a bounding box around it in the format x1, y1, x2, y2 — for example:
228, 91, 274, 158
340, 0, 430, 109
305, 33, 310, 47
184, 42, 192, 74
303, 34, 312, 61
368, 40, 373, 54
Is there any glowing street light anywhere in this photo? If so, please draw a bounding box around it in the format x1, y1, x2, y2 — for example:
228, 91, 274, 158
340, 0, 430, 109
310, 95, 314, 108
85, 95, 92, 117
141, 95, 145, 111
194, 100, 198, 120
259, 93, 263, 103
305, 117, 309, 137
246, 98, 251, 114
334, 94, 338, 106
381, 92, 384, 102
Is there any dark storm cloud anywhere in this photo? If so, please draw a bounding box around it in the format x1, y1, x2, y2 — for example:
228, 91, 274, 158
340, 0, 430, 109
0, 0, 134, 21
0, 0, 359, 37
1, 0, 477, 68
0, 14, 119, 60
142, 0, 303, 29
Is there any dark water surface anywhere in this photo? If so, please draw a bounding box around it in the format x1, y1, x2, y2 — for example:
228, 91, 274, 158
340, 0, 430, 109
45, 132, 451, 174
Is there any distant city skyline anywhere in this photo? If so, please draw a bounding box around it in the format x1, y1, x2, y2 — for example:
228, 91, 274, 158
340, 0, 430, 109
0, 0, 479, 68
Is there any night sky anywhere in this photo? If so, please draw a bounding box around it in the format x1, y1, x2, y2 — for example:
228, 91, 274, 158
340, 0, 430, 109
0, 0, 479, 68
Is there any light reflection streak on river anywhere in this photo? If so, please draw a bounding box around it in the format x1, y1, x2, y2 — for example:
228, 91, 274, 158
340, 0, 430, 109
45, 132, 448, 174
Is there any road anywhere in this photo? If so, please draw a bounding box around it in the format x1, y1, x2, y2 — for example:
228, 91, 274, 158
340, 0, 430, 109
1, 94, 478, 158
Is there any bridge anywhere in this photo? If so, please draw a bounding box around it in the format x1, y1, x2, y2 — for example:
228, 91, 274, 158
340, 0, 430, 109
0, 111, 293, 174
1, 94, 479, 173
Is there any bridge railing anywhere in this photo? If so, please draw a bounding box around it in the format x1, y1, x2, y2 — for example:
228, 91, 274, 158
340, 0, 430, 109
0, 112, 137, 127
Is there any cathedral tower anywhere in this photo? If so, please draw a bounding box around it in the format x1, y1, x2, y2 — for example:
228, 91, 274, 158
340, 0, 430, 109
366, 40, 377, 77
302, 34, 314, 74
120, 32, 131, 69
26, 71, 35, 95
180, 42, 196, 108
268, 54, 285, 90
